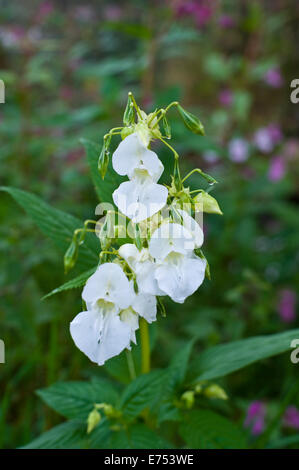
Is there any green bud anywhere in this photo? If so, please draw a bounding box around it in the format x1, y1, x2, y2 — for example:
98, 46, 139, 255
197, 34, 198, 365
123, 95, 135, 126
134, 223, 142, 250
194, 191, 223, 215
181, 390, 195, 409
99, 212, 112, 251
157, 296, 166, 317
177, 104, 205, 135
98, 137, 111, 180
64, 238, 78, 273
87, 408, 101, 434
162, 113, 171, 139
204, 384, 228, 400
121, 126, 134, 140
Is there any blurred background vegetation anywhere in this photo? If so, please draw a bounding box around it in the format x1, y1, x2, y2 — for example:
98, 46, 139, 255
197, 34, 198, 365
0, 0, 299, 448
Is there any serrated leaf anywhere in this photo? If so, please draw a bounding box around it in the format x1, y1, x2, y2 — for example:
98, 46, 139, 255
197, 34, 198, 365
119, 370, 166, 421
165, 341, 194, 396
1, 186, 99, 271
180, 410, 247, 449
43, 267, 97, 299
37, 378, 119, 420
188, 328, 299, 383
81, 138, 125, 204
21, 420, 87, 449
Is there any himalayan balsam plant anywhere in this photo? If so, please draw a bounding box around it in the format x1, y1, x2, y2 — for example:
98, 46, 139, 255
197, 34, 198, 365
3, 94, 299, 450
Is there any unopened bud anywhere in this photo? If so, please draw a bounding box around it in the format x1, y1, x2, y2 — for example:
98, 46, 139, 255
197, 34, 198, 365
204, 384, 228, 400
181, 390, 195, 409
87, 408, 101, 434
177, 104, 205, 135
194, 192, 223, 215
64, 238, 78, 273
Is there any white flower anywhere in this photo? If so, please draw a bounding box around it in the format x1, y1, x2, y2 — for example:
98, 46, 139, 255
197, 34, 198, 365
176, 209, 204, 249
112, 132, 164, 182
70, 263, 136, 365
112, 179, 168, 223
149, 222, 206, 303
149, 222, 195, 260
119, 243, 163, 296
154, 252, 206, 304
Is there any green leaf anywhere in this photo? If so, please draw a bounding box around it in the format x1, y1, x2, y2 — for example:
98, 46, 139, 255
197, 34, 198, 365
165, 341, 194, 396
180, 410, 247, 449
21, 420, 87, 449
109, 424, 173, 449
37, 378, 119, 420
188, 328, 299, 383
43, 267, 97, 299
119, 370, 166, 421
81, 138, 125, 204
1, 186, 99, 271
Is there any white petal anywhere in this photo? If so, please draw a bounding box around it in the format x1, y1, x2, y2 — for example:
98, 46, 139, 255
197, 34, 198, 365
132, 293, 157, 323
112, 132, 163, 181
149, 222, 194, 261
120, 308, 139, 344
118, 243, 140, 270
136, 259, 164, 296
70, 310, 103, 364
96, 314, 132, 365
119, 244, 163, 296
82, 263, 134, 310
177, 209, 204, 248
113, 180, 168, 223
155, 254, 206, 303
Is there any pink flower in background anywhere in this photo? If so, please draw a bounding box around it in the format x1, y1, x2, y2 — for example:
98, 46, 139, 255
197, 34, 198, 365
228, 138, 249, 162
176, 1, 213, 28
254, 127, 274, 153
283, 406, 299, 430
264, 67, 284, 88
219, 89, 233, 107
277, 289, 296, 323
73, 6, 95, 22
218, 15, 235, 28
36, 1, 54, 22
244, 401, 266, 436
267, 124, 283, 145
202, 150, 219, 163
104, 5, 123, 21
268, 156, 286, 182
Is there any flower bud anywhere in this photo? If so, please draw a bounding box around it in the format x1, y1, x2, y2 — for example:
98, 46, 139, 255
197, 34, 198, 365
64, 238, 78, 273
204, 384, 228, 400
177, 104, 205, 135
87, 408, 101, 434
181, 390, 195, 409
121, 126, 134, 140
194, 191, 223, 215
162, 114, 171, 139
98, 138, 110, 180
123, 95, 135, 126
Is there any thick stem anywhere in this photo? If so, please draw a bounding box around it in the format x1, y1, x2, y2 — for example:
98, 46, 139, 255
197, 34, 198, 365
139, 317, 150, 374
125, 349, 136, 381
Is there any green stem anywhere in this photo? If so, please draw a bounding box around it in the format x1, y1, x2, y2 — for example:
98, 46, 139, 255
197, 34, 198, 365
125, 349, 136, 381
182, 168, 218, 185
140, 317, 150, 374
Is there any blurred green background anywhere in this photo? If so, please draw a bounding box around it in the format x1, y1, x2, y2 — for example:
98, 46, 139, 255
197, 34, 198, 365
0, 0, 299, 448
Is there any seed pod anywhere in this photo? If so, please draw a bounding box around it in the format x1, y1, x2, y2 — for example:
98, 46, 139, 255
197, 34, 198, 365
123, 95, 135, 126
64, 238, 78, 273
194, 191, 223, 215
177, 104, 205, 135
162, 113, 171, 139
